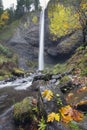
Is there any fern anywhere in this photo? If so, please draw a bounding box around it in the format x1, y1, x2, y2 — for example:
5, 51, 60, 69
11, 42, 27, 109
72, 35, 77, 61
38, 117, 46, 130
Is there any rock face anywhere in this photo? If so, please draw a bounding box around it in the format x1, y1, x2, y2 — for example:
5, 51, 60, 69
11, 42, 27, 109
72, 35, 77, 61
47, 30, 83, 58
46, 121, 67, 130
7, 9, 83, 69
7, 13, 40, 70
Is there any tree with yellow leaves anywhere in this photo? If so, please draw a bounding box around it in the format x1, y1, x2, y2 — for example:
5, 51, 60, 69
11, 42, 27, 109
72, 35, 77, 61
48, 0, 87, 44
0, 10, 9, 29
48, 3, 81, 40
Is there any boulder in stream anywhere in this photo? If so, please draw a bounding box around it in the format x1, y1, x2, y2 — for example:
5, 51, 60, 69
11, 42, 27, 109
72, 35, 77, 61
13, 97, 38, 125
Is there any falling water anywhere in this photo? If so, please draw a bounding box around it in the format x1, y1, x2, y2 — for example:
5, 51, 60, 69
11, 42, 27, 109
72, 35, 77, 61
38, 9, 45, 70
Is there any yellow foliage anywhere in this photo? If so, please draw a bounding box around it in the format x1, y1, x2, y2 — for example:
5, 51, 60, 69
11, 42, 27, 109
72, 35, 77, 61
1, 11, 9, 21
32, 16, 38, 24
42, 89, 53, 101
48, 4, 81, 40
80, 0, 87, 20
59, 105, 84, 123
81, 3, 87, 9
0, 19, 5, 26
47, 112, 60, 122
80, 0, 87, 10
0, 11, 9, 28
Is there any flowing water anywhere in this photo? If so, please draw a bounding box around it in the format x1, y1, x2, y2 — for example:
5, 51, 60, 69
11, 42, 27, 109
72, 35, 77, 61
0, 75, 37, 130
38, 0, 50, 70
38, 9, 45, 70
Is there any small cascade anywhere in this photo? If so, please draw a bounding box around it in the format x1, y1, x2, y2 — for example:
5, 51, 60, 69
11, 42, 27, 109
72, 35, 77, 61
38, 9, 45, 70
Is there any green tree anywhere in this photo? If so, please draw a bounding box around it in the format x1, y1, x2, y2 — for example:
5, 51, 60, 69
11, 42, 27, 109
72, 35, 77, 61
0, 0, 3, 15
15, 0, 25, 18
34, 0, 40, 10
15, 0, 40, 18
7, 7, 15, 23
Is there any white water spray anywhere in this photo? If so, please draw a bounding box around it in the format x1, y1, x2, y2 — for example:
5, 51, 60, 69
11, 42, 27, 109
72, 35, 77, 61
38, 0, 50, 71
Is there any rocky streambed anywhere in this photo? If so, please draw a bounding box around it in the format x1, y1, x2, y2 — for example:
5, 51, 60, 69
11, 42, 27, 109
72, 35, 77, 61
0, 71, 87, 130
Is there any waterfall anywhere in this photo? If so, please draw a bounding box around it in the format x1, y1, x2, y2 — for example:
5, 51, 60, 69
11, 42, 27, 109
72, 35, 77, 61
38, 9, 45, 70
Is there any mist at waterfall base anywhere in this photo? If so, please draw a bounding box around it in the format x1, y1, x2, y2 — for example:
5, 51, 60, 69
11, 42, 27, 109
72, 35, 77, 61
38, 0, 50, 71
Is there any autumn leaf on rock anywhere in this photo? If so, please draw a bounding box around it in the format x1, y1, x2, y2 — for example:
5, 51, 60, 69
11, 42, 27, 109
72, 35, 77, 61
54, 113, 60, 121
47, 112, 60, 122
59, 105, 84, 123
72, 109, 83, 122
42, 89, 53, 101
76, 100, 87, 106
77, 86, 87, 93
59, 105, 73, 123
47, 112, 55, 122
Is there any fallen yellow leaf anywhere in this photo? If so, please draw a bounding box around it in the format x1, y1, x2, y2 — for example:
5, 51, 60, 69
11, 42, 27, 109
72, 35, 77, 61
42, 89, 53, 101
59, 105, 84, 123
47, 112, 60, 122
54, 113, 60, 121
47, 112, 55, 122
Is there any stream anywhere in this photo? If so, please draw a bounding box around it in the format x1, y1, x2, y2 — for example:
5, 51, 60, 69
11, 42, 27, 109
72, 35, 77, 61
0, 74, 36, 130
0, 73, 87, 130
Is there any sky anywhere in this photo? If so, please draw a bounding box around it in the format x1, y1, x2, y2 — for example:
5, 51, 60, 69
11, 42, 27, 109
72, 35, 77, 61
2, 0, 17, 9
2, 0, 50, 10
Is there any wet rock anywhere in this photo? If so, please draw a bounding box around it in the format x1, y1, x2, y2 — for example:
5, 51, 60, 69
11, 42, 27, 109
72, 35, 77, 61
47, 30, 83, 58
46, 121, 67, 130
0, 115, 15, 130
12, 68, 25, 77
78, 117, 87, 130
37, 81, 67, 130
33, 74, 52, 82
58, 75, 74, 93
13, 97, 37, 125
76, 100, 87, 112
0, 107, 16, 130
31, 80, 44, 91
49, 79, 56, 84
47, 47, 58, 57
39, 83, 67, 115
52, 74, 62, 80
4, 77, 16, 82
60, 81, 74, 93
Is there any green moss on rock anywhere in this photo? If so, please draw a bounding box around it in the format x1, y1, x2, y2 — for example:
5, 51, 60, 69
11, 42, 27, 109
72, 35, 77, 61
67, 46, 87, 76
51, 64, 67, 75
12, 68, 25, 77
13, 97, 37, 124
26, 60, 38, 69
60, 75, 70, 84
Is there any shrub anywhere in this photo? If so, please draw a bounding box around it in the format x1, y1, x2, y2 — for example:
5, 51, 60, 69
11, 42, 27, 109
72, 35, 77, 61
0, 44, 13, 58
32, 16, 38, 24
